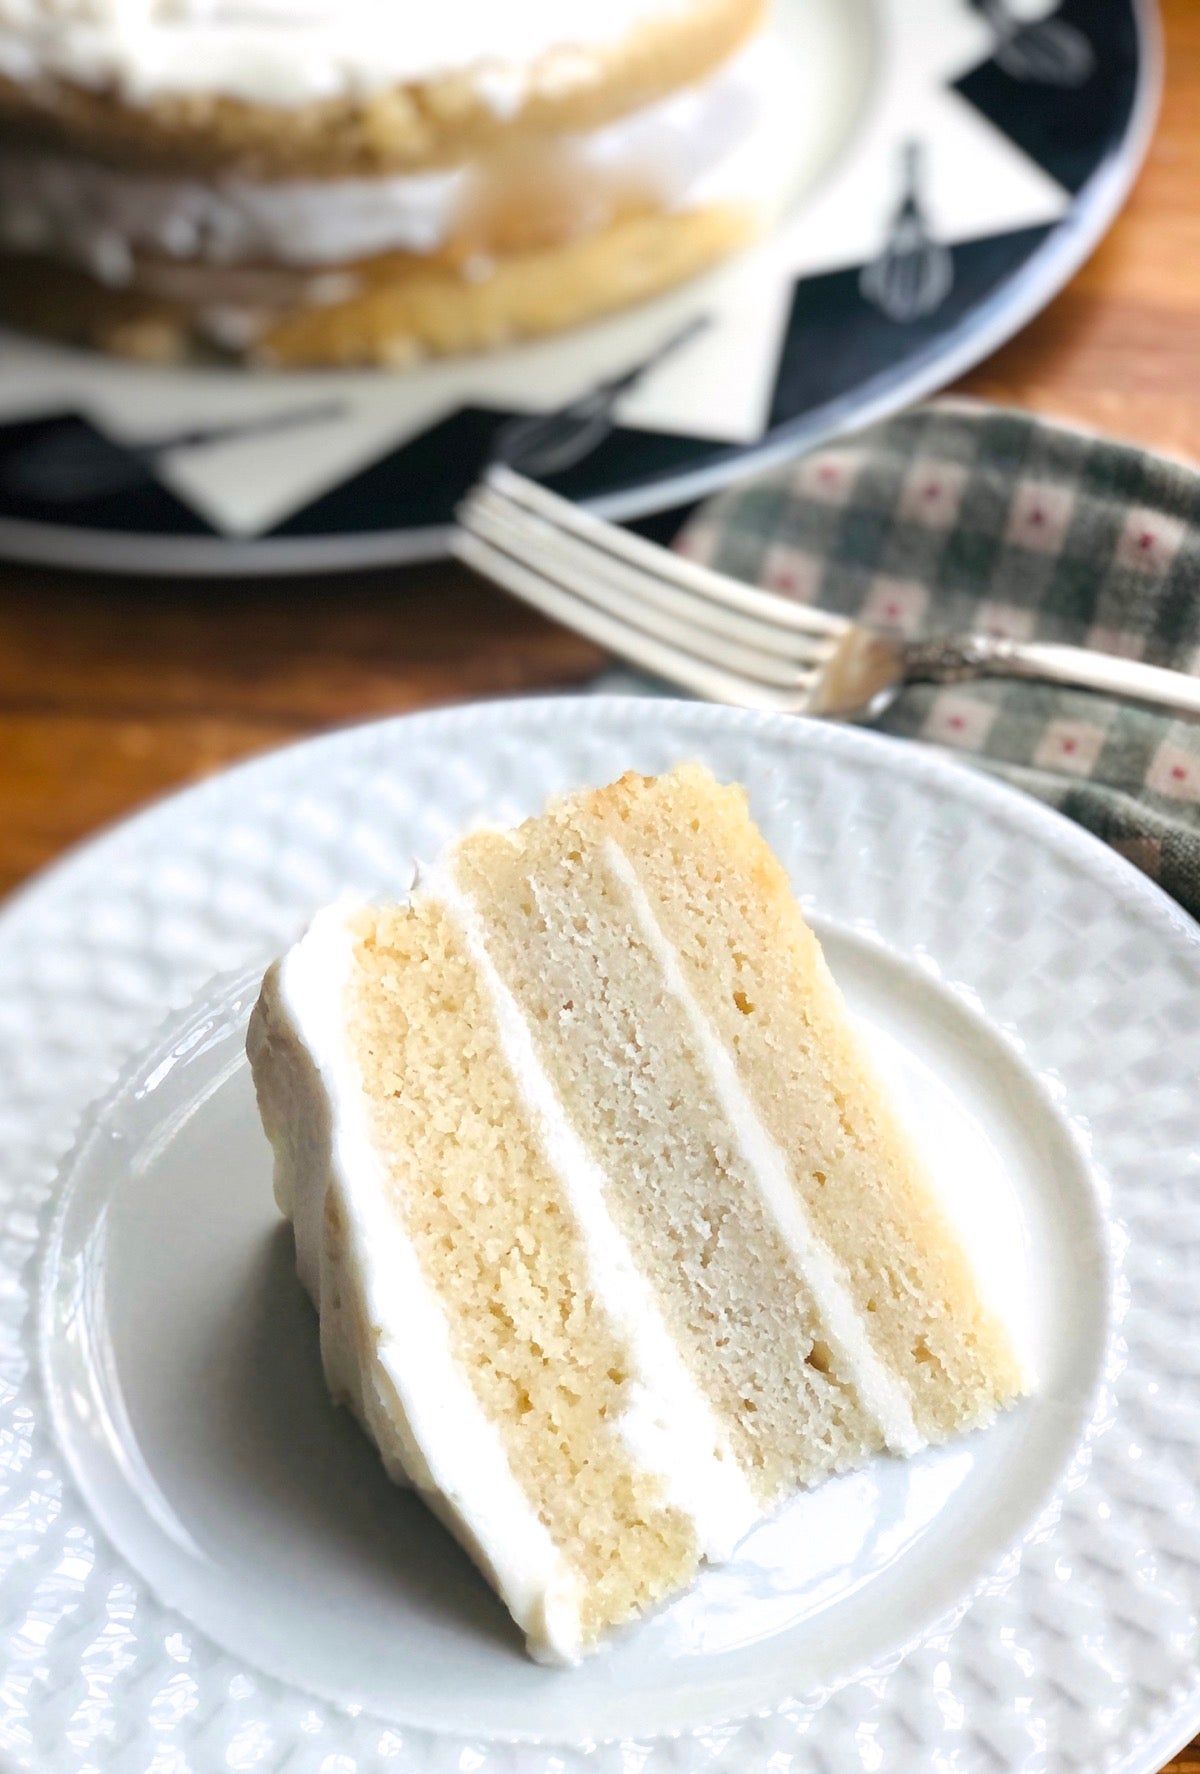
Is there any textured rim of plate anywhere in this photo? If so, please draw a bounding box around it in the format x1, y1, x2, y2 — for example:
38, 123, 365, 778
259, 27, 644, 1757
0, 0, 1162, 578
2, 696, 1200, 1773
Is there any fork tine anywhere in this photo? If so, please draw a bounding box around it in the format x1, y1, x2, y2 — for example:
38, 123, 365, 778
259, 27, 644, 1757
468, 485, 840, 668
463, 491, 827, 689
483, 465, 849, 639
451, 529, 813, 714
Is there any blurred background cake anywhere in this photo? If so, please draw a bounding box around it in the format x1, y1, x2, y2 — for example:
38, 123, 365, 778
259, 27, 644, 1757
0, 0, 792, 365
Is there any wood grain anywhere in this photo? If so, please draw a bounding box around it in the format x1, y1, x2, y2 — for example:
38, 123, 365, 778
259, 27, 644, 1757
0, 12, 1198, 1763
0, 567, 605, 895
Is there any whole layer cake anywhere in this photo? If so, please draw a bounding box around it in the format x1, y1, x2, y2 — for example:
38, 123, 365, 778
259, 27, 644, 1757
0, 0, 789, 363
247, 764, 1026, 1663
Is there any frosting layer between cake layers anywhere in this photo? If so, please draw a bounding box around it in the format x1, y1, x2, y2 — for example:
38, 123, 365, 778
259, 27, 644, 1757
600, 838, 923, 1457
0, 36, 783, 284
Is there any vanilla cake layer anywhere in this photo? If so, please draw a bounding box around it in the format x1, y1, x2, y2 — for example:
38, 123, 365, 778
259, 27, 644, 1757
247, 764, 1025, 1663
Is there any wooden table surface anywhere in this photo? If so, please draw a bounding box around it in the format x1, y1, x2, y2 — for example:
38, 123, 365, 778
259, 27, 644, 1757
2, 5, 1199, 1766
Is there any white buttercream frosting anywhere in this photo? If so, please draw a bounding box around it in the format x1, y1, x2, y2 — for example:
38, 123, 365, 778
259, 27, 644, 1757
0, 0, 696, 106
256, 904, 587, 1665
601, 840, 926, 1458
0, 36, 785, 284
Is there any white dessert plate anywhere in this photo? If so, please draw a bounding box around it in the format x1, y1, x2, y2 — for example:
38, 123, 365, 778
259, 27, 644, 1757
5, 697, 1200, 1774
0, 0, 1158, 574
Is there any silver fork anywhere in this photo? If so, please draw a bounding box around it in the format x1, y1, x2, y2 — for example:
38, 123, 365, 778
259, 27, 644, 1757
452, 466, 1200, 721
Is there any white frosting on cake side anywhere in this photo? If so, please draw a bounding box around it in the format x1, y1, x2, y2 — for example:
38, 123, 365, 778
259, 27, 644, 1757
248, 903, 588, 1666
0, 37, 787, 285
0, 0, 697, 107
601, 839, 926, 1458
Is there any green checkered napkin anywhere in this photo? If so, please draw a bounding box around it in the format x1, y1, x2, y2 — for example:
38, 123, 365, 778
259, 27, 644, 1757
669, 400, 1200, 918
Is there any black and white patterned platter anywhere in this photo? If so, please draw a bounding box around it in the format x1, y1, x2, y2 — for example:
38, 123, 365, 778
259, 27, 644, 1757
0, 0, 1158, 575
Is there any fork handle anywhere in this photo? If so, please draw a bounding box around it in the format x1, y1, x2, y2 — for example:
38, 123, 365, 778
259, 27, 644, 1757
904, 634, 1200, 718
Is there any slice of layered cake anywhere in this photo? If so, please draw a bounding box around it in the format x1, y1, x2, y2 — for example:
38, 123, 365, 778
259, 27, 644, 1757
247, 764, 1025, 1663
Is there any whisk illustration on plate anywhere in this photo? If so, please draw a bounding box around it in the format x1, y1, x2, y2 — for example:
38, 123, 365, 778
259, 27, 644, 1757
859, 140, 954, 325
968, 0, 1095, 86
